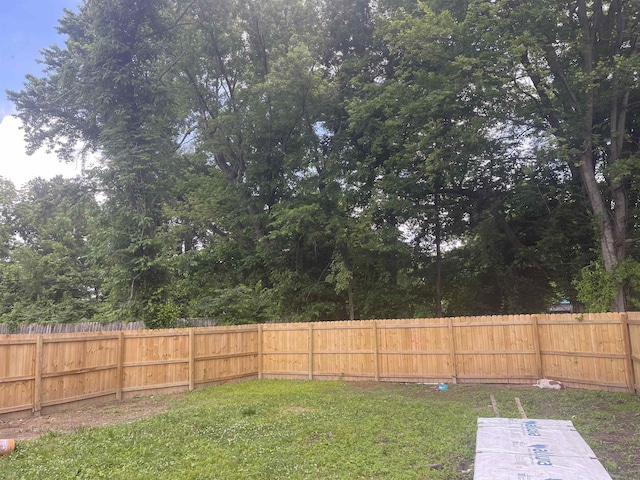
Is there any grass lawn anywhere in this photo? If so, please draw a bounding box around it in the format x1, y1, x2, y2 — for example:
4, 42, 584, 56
1, 380, 638, 479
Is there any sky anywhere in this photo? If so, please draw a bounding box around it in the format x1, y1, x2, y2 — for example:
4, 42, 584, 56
0, 1, 84, 189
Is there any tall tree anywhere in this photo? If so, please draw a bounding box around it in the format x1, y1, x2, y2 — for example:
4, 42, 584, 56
9, 0, 186, 323
343, 3, 517, 315
465, 0, 640, 310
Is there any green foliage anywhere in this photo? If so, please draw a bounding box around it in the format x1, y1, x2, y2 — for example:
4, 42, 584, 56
189, 284, 277, 325
137, 290, 182, 329
0, 177, 16, 261
463, 0, 640, 311
3, 0, 639, 326
0, 177, 101, 324
576, 260, 640, 312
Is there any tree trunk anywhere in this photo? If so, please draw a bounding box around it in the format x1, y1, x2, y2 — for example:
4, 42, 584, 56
574, 0, 628, 311
579, 156, 626, 309
434, 191, 443, 317
347, 283, 355, 320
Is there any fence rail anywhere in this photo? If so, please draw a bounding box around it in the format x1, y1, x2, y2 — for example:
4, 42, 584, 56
1, 313, 638, 418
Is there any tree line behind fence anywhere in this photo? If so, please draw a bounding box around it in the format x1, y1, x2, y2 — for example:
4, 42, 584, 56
1, 313, 639, 417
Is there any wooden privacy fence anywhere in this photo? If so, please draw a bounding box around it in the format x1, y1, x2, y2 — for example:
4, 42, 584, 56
1, 313, 639, 417
0, 325, 258, 417
260, 313, 639, 392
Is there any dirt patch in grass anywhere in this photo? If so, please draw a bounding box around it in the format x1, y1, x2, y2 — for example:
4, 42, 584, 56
0, 395, 170, 441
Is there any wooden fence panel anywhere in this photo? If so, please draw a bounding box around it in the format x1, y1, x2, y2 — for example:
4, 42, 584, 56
40, 335, 120, 408
0, 339, 35, 414
121, 331, 190, 396
627, 312, 640, 393
262, 325, 309, 378
537, 314, 628, 390
194, 327, 258, 385
312, 324, 375, 380
377, 322, 452, 382
453, 315, 537, 383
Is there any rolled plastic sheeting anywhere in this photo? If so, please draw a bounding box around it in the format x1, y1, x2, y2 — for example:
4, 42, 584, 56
474, 418, 612, 480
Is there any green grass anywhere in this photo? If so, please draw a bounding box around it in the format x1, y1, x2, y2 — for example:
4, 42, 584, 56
1, 381, 638, 479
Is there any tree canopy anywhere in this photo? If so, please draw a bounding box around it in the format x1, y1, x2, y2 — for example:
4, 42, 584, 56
4, 0, 639, 327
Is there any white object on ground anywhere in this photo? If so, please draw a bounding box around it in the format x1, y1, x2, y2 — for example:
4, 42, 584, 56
534, 378, 564, 389
474, 418, 612, 479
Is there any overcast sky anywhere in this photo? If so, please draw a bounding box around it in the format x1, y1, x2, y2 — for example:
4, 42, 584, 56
0, 1, 83, 189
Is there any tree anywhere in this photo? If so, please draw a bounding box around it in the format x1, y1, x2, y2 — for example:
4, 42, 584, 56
465, 0, 640, 310
0, 177, 101, 324
0, 178, 16, 261
341, 3, 520, 315
8, 0, 635, 325
9, 0, 187, 323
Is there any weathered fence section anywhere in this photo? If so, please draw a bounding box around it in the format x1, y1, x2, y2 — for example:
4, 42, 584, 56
0, 319, 219, 335
0, 313, 638, 418
0, 321, 146, 335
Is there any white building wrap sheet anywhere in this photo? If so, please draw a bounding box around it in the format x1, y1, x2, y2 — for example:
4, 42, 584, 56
474, 418, 613, 480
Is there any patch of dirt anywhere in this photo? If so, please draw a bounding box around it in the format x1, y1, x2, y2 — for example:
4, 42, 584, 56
0, 396, 170, 441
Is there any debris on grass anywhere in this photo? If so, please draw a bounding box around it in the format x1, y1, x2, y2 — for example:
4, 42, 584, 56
0, 439, 15, 456
490, 394, 500, 417
535, 379, 564, 389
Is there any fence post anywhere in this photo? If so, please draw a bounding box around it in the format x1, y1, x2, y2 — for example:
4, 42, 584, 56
620, 313, 636, 393
257, 325, 263, 380
308, 324, 314, 380
447, 317, 458, 384
116, 331, 124, 401
531, 315, 543, 380
372, 321, 380, 381
188, 328, 195, 391
33, 335, 43, 417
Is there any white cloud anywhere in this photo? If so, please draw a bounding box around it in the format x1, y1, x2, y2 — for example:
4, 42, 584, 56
0, 102, 16, 119
0, 114, 83, 188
